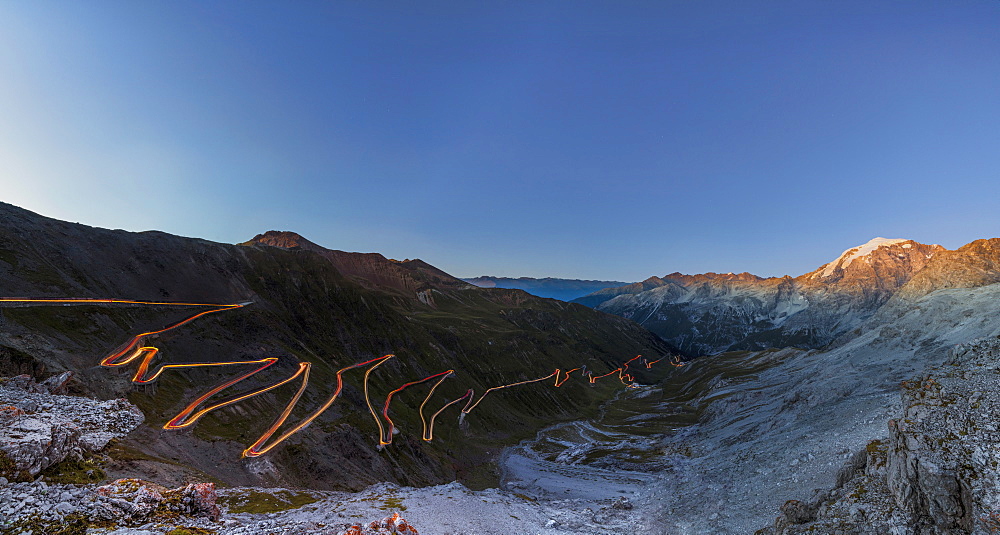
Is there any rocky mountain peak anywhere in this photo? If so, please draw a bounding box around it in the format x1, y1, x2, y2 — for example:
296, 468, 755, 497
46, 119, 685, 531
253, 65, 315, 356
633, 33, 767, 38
817, 237, 912, 276
577, 237, 965, 355
242, 230, 470, 296
653, 271, 766, 286
692, 271, 765, 283
891, 237, 1000, 301
244, 230, 324, 252
803, 237, 944, 288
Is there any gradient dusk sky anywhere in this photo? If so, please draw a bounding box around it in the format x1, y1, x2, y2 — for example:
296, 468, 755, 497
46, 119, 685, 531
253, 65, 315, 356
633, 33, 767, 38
1, 1, 998, 281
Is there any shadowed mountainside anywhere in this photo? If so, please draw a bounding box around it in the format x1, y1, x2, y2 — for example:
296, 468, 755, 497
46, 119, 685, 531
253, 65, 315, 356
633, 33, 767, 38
0, 202, 676, 492
246, 230, 471, 297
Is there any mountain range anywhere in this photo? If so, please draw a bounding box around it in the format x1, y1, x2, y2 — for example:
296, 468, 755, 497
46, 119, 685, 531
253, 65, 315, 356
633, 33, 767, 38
573, 237, 949, 355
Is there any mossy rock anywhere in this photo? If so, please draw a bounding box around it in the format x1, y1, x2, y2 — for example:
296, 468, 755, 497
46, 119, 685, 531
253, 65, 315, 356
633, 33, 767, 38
218, 489, 318, 514
0, 449, 31, 482
0, 513, 95, 535
0, 449, 18, 478
40, 454, 107, 485
165, 527, 217, 535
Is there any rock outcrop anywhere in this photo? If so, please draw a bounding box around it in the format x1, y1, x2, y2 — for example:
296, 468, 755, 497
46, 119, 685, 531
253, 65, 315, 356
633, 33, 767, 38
94, 478, 221, 522
758, 336, 1000, 534
0, 478, 220, 532
0, 373, 143, 479
0, 478, 614, 534
337, 512, 419, 535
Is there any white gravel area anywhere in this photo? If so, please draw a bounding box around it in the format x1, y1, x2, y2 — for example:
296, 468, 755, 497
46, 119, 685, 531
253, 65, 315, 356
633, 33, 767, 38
69, 480, 643, 535
217, 481, 634, 535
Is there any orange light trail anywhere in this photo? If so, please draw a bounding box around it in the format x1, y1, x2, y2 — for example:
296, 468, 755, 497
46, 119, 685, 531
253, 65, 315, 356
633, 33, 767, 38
363, 355, 396, 448
245, 354, 395, 457
586, 355, 644, 388
620, 354, 642, 382
166, 360, 306, 430
0, 298, 677, 456
379, 370, 453, 445
644, 357, 664, 368
460, 370, 559, 415
422, 388, 471, 442
100, 303, 243, 371
553, 368, 581, 387
0, 298, 245, 307
589, 367, 621, 383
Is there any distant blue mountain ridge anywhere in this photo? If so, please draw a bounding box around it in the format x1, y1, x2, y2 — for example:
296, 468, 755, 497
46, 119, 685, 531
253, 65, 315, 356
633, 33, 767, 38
461, 276, 631, 302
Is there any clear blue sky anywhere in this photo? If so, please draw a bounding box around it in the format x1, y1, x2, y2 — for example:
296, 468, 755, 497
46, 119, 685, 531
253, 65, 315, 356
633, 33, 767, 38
2, 1, 998, 281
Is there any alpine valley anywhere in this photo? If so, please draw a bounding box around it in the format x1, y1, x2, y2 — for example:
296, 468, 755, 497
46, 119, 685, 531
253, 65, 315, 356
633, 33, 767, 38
564, 236, 1000, 533
2, 202, 1000, 535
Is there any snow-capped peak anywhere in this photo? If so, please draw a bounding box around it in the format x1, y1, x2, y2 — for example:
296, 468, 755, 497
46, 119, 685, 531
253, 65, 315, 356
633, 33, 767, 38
816, 237, 911, 279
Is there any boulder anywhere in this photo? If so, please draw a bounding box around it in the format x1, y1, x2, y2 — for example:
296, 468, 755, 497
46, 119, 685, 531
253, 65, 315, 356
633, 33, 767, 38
95, 478, 221, 523
337, 512, 419, 535
0, 374, 144, 478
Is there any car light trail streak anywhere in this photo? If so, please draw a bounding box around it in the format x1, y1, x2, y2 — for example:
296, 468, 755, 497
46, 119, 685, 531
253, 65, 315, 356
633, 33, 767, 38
460, 370, 560, 415
166, 361, 307, 430
589, 368, 621, 383
422, 388, 471, 442
554, 368, 580, 387
245, 354, 397, 457
99, 302, 243, 373
362, 355, 396, 448
379, 369, 453, 445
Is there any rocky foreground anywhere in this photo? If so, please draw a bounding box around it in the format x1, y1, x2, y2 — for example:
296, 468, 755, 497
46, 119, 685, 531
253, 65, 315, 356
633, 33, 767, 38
0, 373, 144, 482
0, 374, 641, 535
1, 475, 641, 535
1, 474, 645, 534
4, 332, 1000, 534
758, 337, 1000, 534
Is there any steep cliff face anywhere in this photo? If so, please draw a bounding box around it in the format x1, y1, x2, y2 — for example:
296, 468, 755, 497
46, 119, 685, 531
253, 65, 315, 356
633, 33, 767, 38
0, 202, 676, 492
576, 238, 946, 355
